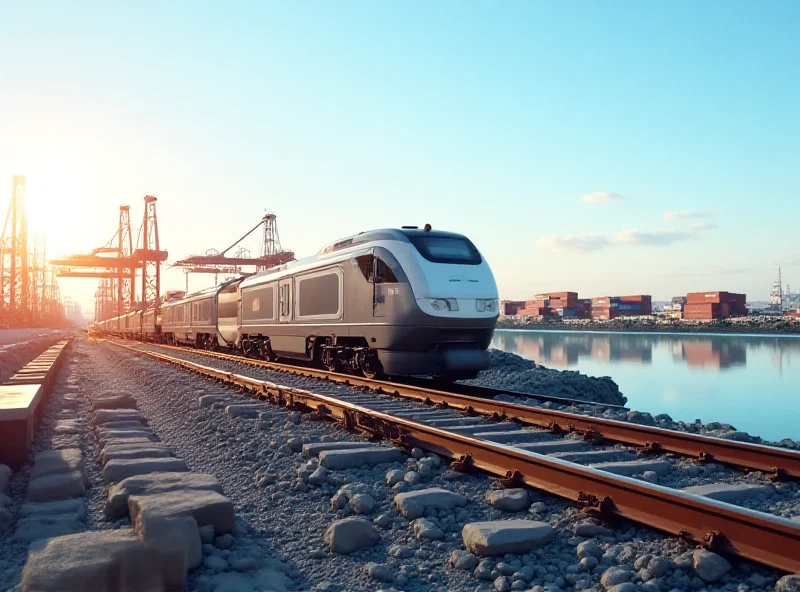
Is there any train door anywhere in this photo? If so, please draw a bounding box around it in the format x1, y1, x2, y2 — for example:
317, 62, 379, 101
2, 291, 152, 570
279, 279, 292, 323
373, 253, 400, 319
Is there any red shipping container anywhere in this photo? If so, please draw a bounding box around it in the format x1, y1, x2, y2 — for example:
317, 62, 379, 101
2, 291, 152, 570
686, 292, 731, 305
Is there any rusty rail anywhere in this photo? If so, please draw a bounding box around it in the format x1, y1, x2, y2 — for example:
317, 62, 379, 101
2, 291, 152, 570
121, 340, 800, 480
108, 340, 800, 573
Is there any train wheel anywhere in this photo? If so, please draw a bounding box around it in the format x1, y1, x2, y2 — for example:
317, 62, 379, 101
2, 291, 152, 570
362, 354, 384, 380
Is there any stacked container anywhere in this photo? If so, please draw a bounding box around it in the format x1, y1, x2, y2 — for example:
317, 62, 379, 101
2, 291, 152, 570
684, 292, 747, 320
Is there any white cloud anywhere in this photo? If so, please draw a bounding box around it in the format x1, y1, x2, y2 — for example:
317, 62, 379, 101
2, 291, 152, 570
579, 191, 622, 205
662, 210, 716, 221
538, 234, 611, 252
615, 222, 717, 246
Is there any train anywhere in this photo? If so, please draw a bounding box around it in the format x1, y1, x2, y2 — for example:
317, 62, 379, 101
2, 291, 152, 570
93, 226, 499, 380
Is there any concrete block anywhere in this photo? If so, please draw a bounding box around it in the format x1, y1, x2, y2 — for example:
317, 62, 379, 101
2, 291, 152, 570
394, 488, 468, 519
30, 449, 84, 480
92, 408, 144, 425
682, 482, 771, 503
90, 394, 138, 411
515, 440, 588, 454
302, 441, 377, 458
13, 514, 83, 542
224, 404, 265, 418
473, 430, 550, 444
137, 513, 201, 590
555, 449, 634, 463
20, 498, 86, 520
106, 472, 223, 519
27, 471, 86, 502
101, 446, 174, 466
20, 529, 165, 592
462, 520, 555, 556
320, 447, 405, 470
590, 460, 672, 476
103, 458, 189, 485
129, 489, 235, 535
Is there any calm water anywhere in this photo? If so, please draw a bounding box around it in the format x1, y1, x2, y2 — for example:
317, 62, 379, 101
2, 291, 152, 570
491, 329, 800, 442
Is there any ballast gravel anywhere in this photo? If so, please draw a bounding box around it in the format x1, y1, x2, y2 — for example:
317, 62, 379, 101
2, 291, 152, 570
3, 337, 796, 592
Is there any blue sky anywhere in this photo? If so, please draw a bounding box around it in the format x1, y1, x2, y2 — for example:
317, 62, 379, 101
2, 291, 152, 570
1, 1, 798, 314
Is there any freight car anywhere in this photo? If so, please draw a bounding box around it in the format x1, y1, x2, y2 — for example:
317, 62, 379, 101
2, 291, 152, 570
96, 226, 499, 380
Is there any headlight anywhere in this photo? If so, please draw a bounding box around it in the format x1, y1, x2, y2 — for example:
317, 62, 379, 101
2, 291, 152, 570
430, 299, 458, 311
476, 299, 498, 312
430, 299, 448, 311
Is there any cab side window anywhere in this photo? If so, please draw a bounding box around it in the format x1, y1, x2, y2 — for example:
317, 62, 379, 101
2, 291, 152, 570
355, 255, 398, 284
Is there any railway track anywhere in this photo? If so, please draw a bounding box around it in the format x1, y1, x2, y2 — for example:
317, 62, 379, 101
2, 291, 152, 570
108, 339, 800, 574
117, 339, 800, 480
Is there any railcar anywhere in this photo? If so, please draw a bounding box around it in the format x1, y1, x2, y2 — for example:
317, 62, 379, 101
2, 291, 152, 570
237, 226, 498, 380
161, 279, 242, 348
142, 307, 160, 342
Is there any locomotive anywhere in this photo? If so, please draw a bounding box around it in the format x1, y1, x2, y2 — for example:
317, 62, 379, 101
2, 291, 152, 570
95, 226, 499, 380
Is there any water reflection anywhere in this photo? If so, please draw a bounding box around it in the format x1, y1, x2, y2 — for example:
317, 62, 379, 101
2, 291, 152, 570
492, 329, 800, 441
490, 330, 800, 372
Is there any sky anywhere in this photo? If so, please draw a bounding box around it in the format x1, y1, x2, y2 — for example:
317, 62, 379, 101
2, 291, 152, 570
1, 1, 799, 316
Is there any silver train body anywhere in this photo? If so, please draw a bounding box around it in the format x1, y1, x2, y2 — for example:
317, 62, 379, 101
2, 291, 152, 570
96, 228, 500, 379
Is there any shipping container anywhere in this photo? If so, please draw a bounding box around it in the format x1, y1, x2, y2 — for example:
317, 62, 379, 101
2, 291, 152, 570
686, 292, 732, 305
535, 292, 578, 301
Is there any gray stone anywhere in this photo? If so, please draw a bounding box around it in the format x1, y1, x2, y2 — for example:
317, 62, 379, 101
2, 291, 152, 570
388, 544, 415, 559
600, 567, 632, 589
462, 520, 555, 556
404, 470, 421, 485
138, 513, 201, 589
394, 487, 467, 519
364, 562, 393, 582
106, 471, 223, 518
302, 441, 376, 458
30, 449, 84, 480
590, 460, 671, 476
92, 408, 144, 425
224, 404, 264, 418
580, 557, 598, 571
486, 489, 531, 512
13, 514, 82, 542
229, 556, 258, 572
323, 517, 379, 554
648, 556, 670, 577
641, 471, 659, 484
20, 498, 86, 520
199, 395, 231, 408
576, 540, 602, 559
103, 457, 189, 485
319, 447, 404, 469
413, 518, 444, 540
776, 575, 800, 592
692, 549, 731, 583
350, 493, 375, 515
101, 446, 174, 466
308, 466, 328, 486
27, 470, 86, 502
611, 584, 637, 592
574, 522, 613, 537
495, 575, 512, 591
374, 513, 391, 528
20, 529, 165, 591
215, 533, 234, 549
386, 469, 405, 485
450, 549, 479, 571
129, 489, 235, 535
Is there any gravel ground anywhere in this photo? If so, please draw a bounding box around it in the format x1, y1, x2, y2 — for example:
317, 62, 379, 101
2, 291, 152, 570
2, 338, 798, 592
94, 339, 793, 591
465, 350, 627, 407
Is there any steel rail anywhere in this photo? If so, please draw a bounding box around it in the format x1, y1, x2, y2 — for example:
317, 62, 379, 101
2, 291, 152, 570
108, 340, 800, 573
119, 339, 800, 480
124, 340, 619, 409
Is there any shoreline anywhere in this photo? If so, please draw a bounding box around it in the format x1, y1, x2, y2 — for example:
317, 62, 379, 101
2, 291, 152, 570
497, 318, 800, 336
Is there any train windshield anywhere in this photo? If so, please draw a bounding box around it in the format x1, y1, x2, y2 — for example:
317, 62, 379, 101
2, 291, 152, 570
408, 236, 482, 265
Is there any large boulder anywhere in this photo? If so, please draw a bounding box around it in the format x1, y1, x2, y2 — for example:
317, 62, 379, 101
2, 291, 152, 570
129, 489, 235, 535
394, 487, 467, 519
692, 549, 731, 583
106, 472, 223, 519
323, 517, 379, 554
485, 488, 531, 512
20, 530, 165, 592
462, 520, 554, 556
137, 513, 201, 590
